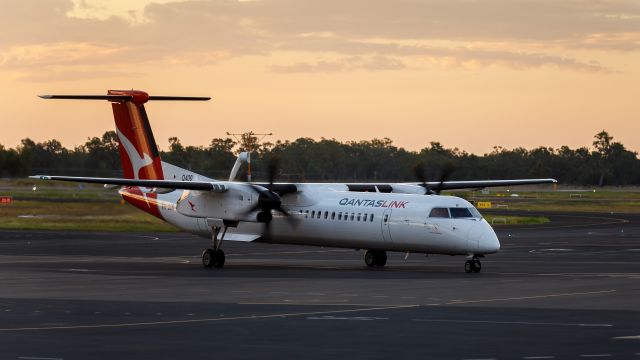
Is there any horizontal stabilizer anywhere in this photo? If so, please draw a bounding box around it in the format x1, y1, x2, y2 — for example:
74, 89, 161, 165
38, 94, 210, 102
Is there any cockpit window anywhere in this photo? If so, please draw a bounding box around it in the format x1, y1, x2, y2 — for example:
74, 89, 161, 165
429, 207, 450, 218
469, 207, 483, 219
449, 207, 475, 218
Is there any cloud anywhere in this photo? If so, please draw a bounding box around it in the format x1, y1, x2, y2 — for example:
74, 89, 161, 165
0, 42, 128, 68
421, 47, 613, 73
0, 0, 637, 77
269, 55, 406, 73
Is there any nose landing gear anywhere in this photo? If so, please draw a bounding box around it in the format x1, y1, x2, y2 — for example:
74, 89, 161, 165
464, 256, 482, 273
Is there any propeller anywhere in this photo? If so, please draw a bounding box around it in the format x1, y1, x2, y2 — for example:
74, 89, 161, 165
413, 161, 432, 194
433, 162, 456, 195
413, 161, 456, 195
240, 157, 297, 237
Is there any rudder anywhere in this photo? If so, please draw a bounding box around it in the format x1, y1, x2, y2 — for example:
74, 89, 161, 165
109, 90, 164, 180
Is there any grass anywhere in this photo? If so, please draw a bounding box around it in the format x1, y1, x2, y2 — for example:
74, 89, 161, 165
0, 179, 177, 232
482, 215, 550, 226
1, 179, 638, 232
0, 199, 178, 232
453, 189, 640, 214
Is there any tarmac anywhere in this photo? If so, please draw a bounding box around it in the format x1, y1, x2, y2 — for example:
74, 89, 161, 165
0, 211, 638, 359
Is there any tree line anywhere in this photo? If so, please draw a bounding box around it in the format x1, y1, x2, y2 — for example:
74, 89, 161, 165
1, 130, 638, 186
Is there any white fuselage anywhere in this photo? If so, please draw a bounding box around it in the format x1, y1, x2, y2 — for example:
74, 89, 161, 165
131, 182, 501, 256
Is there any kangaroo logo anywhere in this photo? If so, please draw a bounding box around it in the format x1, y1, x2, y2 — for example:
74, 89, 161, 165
117, 128, 153, 180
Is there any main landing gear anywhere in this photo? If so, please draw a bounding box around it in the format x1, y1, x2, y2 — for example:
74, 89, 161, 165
202, 225, 227, 269
464, 256, 482, 273
364, 250, 387, 268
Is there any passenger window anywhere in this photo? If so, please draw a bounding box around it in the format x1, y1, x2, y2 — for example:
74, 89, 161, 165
331, 212, 335, 220
338, 212, 342, 220
324, 211, 328, 219
370, 214, 374, 222
350, 213, 354, 221
357, 213, 361, 221
383, 214, 388, 223
305, 210, 309, 218
311, 210, 315, 218
317, 211, 321, 219
429, 207, 450, 218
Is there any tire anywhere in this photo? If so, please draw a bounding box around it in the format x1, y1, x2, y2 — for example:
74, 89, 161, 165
202, 248, 215, 268
472, 259, 481, 273
213, 249, 225, 268
364, 250, 376, 267
464, 260, 473, 273
374, 251, 387, 267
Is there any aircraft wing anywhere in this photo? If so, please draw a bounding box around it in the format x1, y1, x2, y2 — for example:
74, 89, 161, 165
30, 175, 228, 192
420, 178, 557, 190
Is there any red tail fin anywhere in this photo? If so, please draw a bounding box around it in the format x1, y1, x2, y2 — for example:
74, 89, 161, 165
109, 90, 164, 180
37, 90, 210, 181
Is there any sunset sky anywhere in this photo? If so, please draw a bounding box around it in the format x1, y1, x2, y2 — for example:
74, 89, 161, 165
1, 0, 639, 155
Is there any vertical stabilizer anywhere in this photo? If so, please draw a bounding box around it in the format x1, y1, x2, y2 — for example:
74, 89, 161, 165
109, 90, 164, 180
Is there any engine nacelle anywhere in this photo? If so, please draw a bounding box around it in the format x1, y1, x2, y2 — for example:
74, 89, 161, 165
176, 183, 259, 222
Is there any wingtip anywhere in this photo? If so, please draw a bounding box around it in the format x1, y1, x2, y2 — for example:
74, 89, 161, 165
29, 175, 50, 180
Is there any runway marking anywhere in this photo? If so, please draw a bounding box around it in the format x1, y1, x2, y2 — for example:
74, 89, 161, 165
227, 249, 350, 257
239, 302, 415, 307
523, 357, 555, 359
446, 290, 616, 304
136, 235, 159, 241
0, 304, 417, 332
18, 357, 63, 360
531, 248, 575, 252
579, 355, 611, 358
535, 273, 640, 278
412, 319, 612, 327
612, 335, 640, 340
307, 316, 388, 321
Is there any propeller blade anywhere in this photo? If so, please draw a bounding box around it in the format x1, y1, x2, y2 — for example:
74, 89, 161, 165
266, 157, 280, 191
413, 161, 433, 195
435, 162, 456, 195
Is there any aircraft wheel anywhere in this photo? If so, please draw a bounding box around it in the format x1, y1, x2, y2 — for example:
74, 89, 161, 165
364, 250, 376, 267
202, 248, 215, 268
213, 249, 225, 268
374, 250, 387, 267
464, 260, 473, 273
472, 258, 481, 273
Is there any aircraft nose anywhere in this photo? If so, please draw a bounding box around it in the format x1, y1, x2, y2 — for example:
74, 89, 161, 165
477, 221, 501, 254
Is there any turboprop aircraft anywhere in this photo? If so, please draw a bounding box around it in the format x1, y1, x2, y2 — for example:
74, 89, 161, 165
31, 90, 557, 273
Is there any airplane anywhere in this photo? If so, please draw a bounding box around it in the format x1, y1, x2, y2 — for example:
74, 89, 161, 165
31, 90, 557, 273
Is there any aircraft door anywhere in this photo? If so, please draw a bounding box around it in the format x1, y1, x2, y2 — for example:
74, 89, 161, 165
381, 209, 393, 242
196, 217, 210, 233
467, 222, 480, 251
